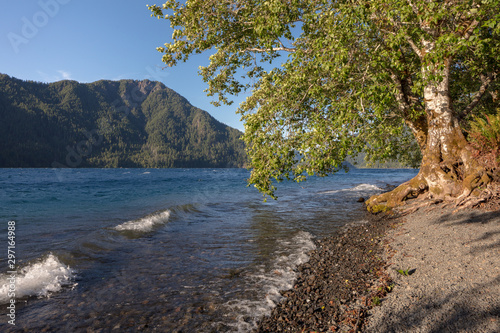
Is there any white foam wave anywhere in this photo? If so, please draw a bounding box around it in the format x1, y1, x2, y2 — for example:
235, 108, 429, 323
221, 231, 316, 332
0, 254, 76, 304
351, 183, 384, 191
320, 183, 383, 195
114, 210, 171, 232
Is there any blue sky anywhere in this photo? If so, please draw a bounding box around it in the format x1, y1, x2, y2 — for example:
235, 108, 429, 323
0, 0, 246, 130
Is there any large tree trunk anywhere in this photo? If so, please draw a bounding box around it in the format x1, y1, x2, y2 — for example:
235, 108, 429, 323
366, 57, 491, 213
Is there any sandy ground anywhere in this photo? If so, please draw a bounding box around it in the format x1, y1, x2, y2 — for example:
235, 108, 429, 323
365, 207, 500, 333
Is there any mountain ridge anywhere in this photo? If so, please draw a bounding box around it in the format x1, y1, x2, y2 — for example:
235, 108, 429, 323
0, 74, 247, 168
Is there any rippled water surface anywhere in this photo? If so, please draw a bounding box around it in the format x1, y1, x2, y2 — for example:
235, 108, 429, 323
0, 168, 418, 331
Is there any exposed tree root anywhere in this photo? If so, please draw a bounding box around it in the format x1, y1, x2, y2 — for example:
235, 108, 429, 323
366, 166, 498, 215
365, 174, 428, 213
398, 199, 443, 216
453, 183, 500, 212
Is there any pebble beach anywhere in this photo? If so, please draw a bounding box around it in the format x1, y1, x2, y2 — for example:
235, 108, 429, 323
257, 204, 500, 332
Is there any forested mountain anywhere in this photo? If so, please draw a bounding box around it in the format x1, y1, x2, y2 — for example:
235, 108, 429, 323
0, 74, 247, 168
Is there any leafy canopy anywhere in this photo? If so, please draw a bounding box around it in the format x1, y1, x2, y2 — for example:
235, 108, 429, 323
149, 0, 500, 198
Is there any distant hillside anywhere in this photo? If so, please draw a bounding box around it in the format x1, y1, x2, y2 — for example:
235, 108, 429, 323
346, 152, 419, 169
0, 74, 247, 168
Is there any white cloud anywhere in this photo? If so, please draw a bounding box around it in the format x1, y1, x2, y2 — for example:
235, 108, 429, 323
36, 70, 73, 82
57, 70, 72, 80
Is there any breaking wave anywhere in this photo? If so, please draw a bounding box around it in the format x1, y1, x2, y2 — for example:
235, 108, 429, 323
0, 253, 76, 304
114, 209, 171, 232
220, 231, 316, 332
319, 183, 384, 195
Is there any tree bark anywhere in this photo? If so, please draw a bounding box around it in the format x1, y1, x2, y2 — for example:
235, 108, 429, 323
366, 55, 491, 213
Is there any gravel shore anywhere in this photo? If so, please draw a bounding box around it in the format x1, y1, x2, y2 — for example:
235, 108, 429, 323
256, 204, 500, 332
365, 206, 500, 333
257, 209, 398, 332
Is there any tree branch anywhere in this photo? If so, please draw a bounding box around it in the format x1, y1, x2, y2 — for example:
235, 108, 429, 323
244, 46, 296, 53
389, 71, 411, 116
405, 36, 423, 59
460, 72, 497, 118
461, 19, 480, 40
406, 0, 419, 15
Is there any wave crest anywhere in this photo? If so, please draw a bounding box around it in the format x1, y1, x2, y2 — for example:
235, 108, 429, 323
114, 210, 171, 232
320, 183, 383, 195
221, 231, 316, 332
0, 253, 76, 304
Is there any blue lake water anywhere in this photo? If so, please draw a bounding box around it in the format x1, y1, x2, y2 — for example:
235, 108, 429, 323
0, 168, 418, 332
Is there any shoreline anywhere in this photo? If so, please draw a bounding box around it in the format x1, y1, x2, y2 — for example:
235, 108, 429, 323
256, 204, 500, 332
256, 207, 398, 332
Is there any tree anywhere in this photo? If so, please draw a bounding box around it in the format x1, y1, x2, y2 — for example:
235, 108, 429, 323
149, 0, 500, 211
